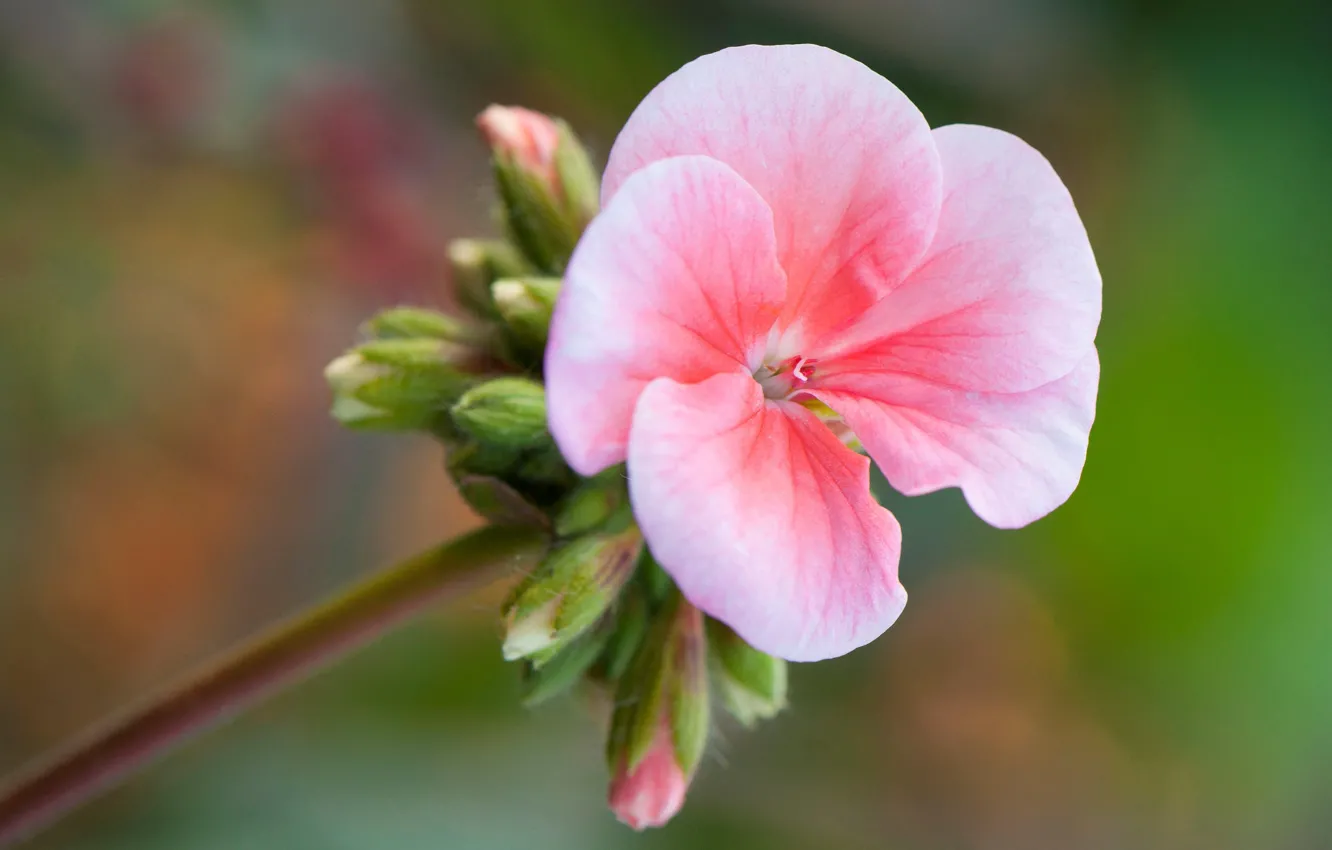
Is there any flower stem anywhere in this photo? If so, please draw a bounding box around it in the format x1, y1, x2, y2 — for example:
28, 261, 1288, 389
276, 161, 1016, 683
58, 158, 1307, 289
0, 524, 548, 847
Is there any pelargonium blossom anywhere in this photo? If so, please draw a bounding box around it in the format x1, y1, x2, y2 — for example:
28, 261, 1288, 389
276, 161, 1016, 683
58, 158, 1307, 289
546, 45, 1101, 662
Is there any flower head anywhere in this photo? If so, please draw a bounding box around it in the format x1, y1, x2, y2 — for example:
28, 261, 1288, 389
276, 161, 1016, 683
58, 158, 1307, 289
546, 45, 1101, 662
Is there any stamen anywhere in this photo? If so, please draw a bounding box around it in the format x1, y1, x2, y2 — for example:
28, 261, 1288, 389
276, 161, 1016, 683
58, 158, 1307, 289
792, 357, 816, 382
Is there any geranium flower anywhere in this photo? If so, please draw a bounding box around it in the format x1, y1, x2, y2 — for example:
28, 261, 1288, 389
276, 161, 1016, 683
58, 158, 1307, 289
545, 45, 1101, 661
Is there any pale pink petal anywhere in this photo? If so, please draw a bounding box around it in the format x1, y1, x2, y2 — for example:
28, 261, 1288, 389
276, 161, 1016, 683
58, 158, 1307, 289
628, 371, 907, 662
608, 720, 688, 830
545, 156, 786, 476
820, 124, 1101, 393
813, 350, 1099, 530
603, 44, 942, 349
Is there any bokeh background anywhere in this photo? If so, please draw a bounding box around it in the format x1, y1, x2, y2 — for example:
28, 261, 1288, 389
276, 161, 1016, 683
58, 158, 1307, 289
1, 1, 1329, 848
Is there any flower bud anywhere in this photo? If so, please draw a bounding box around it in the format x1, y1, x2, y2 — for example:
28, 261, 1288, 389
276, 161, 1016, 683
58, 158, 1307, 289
608, 719, 688, 831
492, 276, 560, 358
324, 338, 476, 431
361, 305, 473, 343
501, 525, 642, 662
477, 105, 561, 183
606, 593, 708, 830
450, 377, 550, 452
706, 618, 787, 727
479, 105, 599, 273
555, 467, 629, 538
447, 237, 531, 319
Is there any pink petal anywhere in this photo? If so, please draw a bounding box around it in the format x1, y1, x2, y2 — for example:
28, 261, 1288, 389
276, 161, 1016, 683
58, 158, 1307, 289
820, 124, 1102, 393
813, 350, 1100, 530
608, 720, 688, 830
545, 156, 787, 476
628, 371, 907, 662
603, 44, 942, 350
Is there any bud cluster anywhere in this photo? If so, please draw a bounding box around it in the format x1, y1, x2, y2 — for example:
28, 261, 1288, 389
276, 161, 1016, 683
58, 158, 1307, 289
323, 104, 787, 830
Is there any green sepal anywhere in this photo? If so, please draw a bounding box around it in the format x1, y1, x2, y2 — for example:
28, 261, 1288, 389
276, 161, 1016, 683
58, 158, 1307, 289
669, 604, 709, 776
325, 338, 477, 432
552, 120, 600, 227
599, 582, 649, 682
501, 526, 641, 663
554, 467, 628, 538
520, 616, 615, 706
706, 618, 787, 727
448, 238, 532, 319
606, 591, 709, 776
492, 276, 560, 360
361, 306, 471, 342
455, 475, 549, 528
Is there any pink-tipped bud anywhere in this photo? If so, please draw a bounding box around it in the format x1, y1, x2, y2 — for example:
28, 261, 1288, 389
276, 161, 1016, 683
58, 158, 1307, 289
475, 104, 599, 274
476, 105, 561, 184
604, 592, 708, 830
608, 720, 688, 830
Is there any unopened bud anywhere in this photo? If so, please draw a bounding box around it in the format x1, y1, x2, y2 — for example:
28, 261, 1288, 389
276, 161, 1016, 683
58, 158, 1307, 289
324, 338, 475, 431
501, 526, 642, 662
706, 618, 787, 727
492, 276, 559, 358
450, 377, 550, 451
480, 105, 599, 273
477, 105, 560, 182
361, 305, 475, 343
448, 238, 531, 319
607, 718, 688, 831
605, 592, 708, 830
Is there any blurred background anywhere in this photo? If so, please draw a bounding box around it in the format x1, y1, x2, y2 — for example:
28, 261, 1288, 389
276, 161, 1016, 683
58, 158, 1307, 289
1, 1, 1329, 847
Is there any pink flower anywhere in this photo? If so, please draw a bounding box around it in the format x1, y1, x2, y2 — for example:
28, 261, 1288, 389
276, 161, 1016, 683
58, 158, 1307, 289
607, 720, 689, 830
476, 105, 561, 186
546, 45, 1101, 661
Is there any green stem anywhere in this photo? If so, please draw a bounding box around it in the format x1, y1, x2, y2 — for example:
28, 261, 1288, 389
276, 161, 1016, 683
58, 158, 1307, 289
0, 525, 547, 847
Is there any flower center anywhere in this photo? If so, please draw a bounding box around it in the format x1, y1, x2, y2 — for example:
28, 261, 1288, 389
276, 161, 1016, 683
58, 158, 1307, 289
753, 355, 817, 400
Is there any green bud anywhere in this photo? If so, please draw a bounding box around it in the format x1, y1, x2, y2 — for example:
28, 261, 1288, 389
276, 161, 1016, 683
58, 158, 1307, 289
555, 467, 629, 537
324, 338, 476, 431
450, 377, 550, 451
485, 115, 599, 274
606, 590, 710, 777
706, 618, 787, 727
455, 475, 548, 528
501, 525, 642, 662
361, 305, 476, 344
492, 276, 560, 357
448, 238, 532, 319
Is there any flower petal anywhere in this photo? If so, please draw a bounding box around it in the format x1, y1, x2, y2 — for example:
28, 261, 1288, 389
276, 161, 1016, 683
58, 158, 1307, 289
820, 124, 1101, 393
814, 350, 1100, 529
628, 371, 907, 662
546, 156, 787, 476
603, 44, 941, 349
